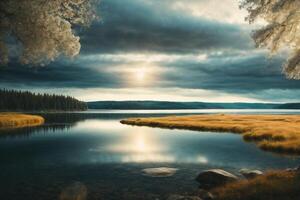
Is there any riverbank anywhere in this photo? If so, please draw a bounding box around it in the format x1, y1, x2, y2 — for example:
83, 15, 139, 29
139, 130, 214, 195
0, 113, 44, 129
212, 170, 300, 200
121, 114, 300, 155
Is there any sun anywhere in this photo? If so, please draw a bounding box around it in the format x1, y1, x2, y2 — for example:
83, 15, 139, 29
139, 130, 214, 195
126, 64, 159, 86
135, 67, 146, 81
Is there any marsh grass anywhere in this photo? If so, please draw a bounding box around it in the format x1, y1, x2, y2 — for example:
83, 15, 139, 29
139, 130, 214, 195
121, 114, 300, 155
212, 171, 300, 200
0, 113, 44, 129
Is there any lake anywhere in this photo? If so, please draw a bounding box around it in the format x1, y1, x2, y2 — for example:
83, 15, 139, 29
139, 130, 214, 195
0, 110, 300, 200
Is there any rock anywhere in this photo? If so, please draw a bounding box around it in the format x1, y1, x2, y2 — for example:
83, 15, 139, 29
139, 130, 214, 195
196, 169, 239, 189
198, 189, 215, 200
142, 167, 178, 177
239, 169, 263, 179
167, 194, 202, 200
285, 168, 296, 172
59, 182, 87, 200
286, 166, 300, 173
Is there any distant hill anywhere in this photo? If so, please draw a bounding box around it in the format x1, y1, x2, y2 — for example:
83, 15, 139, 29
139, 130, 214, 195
87, 101, 290, 110
277, 103, 300, 109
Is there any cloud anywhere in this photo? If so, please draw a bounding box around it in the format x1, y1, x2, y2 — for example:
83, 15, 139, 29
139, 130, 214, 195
1, 0, 300, 103
2, 52, 299, 94
80, 0, 253, 54
21, 87, 260, 103
0, 61, 121, 88
169, 0, 248, 24
162, 51, 300, 92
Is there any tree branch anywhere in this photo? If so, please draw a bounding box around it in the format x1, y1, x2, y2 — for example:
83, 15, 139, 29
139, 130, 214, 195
0, 6, 14, 18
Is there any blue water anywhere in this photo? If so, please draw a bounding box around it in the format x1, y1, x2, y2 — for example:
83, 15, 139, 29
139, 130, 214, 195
0, 110, 299, 200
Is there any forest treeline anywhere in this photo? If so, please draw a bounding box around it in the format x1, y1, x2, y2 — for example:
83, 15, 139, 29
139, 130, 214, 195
0, 89, 87, 111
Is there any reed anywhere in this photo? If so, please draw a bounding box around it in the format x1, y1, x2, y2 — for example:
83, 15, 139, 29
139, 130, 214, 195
212, 171, 300, 200
0, 113, 44, 129
121, 114, 300, 155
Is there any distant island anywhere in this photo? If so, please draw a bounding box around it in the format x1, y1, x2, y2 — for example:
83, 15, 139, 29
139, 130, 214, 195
0, 89, 87, 111
87, 101, 300, 110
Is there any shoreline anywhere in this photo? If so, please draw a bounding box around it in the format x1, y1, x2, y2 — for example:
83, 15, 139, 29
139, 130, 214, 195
211, 169, 300, 200
0, 113, 45, 129
121, 114, 300, 155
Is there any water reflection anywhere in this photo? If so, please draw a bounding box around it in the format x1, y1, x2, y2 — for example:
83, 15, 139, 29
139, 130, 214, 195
86, 123, 210, 164
0, 124, 73, 139
108, 131, 163, 153
1, 112, 300, 200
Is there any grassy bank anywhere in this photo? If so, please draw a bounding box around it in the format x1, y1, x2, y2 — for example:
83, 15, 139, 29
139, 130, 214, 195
213, 170, 300, 200
121, 114, 300, 155
0, 113, 44, 129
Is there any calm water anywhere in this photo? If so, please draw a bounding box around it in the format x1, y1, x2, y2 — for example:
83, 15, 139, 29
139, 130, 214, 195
0, 110, 300, 200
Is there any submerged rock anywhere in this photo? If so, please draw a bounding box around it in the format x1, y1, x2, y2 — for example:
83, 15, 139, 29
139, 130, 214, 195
239, 169, 263, 179
196, 169, 239, 189
142, 167, 178, 177
59, 182, 87, 200
167, 194, 202, 200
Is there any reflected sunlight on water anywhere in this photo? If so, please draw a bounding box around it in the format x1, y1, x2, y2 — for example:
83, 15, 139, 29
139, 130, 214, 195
107, 130, 163, 153
87, 125, 210, 164
74, 119, 125, 132
1, 112, 300, 200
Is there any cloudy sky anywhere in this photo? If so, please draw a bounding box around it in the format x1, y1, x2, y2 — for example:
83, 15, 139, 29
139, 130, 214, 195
1, 0, 300, 102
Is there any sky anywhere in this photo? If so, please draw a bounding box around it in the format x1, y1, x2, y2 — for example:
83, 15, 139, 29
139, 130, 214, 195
1, 0, 300, 103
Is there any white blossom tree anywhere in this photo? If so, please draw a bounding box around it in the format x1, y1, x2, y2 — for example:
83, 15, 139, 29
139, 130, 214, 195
0, 0, 99, 65
240, 0, 300, 79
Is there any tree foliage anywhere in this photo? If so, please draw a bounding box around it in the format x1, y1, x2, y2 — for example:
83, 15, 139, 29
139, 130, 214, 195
0, 0, 98, 65
240, 0, 300, 79
0, 89, 87, 111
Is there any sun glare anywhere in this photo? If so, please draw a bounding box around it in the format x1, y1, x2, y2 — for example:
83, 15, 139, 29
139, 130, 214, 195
136, 136, 146, 152
135, 67, 146, 81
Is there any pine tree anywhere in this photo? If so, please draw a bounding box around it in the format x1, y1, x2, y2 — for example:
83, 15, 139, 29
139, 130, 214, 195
0, 89, 87, 111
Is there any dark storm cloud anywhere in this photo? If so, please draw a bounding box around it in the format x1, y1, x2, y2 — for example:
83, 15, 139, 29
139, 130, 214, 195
0, 0, 259, 91
2, 52, 299, 94
1, 0, 300, 102
162, 53, 300, 92
80, 0, 253, 54
0, 61, 122, 88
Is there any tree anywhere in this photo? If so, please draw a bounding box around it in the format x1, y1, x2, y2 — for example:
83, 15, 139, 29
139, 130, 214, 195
240, 0, 300, 79
0, 0, 98, 65
0, 89, 88, 111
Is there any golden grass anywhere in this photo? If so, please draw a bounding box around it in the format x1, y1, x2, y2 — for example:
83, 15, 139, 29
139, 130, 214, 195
0, 113, 44, 129
212, 171, 300, 200
121, 114, 300, 155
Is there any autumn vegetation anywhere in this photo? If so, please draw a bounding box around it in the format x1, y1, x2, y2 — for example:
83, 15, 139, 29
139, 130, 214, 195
213, 170, 300, 200
241, 0, 300, 79
121, 114, 300, 155
0, 113, 44, 129
0, 0, 98, 65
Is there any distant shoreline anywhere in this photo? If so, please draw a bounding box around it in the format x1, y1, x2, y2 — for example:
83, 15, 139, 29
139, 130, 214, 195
121, 114, 300, 155
87, 101, 300, 110
0, 113, 44, 129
